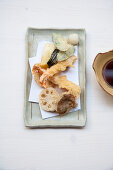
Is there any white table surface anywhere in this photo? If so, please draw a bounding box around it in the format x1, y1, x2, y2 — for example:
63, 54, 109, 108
0, 0, 113, 170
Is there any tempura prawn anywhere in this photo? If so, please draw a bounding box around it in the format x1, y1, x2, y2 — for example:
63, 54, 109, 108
49, 75, 81, 98
32, 63, 54, 88
40, 55, 77, 88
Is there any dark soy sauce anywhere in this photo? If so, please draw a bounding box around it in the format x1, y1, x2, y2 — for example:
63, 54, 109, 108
103, 60, 113, 88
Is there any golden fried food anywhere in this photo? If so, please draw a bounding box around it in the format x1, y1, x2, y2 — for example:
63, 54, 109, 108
49, 75, 81, 98
31, 33, 81, 115
57, 94, 77, 115
41, 43, 56, 68
40, 55, 77, 88
32, 64, 54, 88
39, 87, 60, 112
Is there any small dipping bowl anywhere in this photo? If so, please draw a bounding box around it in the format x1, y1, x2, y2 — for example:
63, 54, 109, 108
92, 50, 113, 96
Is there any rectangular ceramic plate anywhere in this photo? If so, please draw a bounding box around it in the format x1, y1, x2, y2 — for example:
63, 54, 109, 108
24, 28, 86, 128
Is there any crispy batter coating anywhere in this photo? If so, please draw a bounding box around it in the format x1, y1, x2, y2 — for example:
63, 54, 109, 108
32, 64, 54, 88
46, 55, 77, 76
32, 64, 43, 86
49, 75, 81, 98
40, 55, 77, 87
39, 87, 60, 112
57, 94, 77, 115
32, 62, 81, 98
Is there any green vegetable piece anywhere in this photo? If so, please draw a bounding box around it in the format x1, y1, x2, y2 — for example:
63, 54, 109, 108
52, 33, 71, 51
57, 45, 75, 61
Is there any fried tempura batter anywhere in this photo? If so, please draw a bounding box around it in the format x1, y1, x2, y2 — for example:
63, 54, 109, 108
32, 59, 81, 98
49, 75, 81, 98
32, 64, 54, 88
40, 55, 77, 88
57, 94, 77, 115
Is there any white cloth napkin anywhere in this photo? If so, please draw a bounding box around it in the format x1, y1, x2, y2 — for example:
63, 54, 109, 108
29, 41, 81, 119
